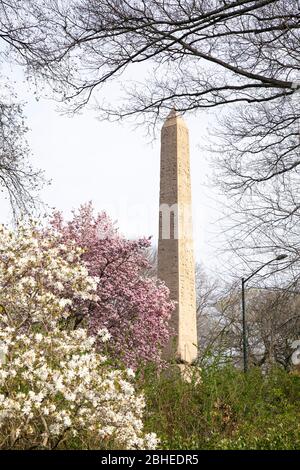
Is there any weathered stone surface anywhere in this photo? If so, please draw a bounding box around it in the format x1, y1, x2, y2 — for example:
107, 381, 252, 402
158, 110, 198, 363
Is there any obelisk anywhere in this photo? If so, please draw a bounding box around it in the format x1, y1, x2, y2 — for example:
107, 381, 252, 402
158, 109, 198, 364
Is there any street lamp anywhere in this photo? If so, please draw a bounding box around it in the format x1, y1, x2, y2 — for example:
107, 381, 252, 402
241, 253, 288, 373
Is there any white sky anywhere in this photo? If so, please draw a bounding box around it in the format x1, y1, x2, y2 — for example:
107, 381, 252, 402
0, 63, 228, 277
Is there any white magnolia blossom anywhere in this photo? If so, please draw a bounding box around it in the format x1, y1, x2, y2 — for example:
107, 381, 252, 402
97, 328, 112, 343
0, 325, 158, 450
0, 223, 99, 330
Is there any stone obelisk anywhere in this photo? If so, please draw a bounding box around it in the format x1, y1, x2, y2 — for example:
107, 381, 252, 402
158, 109, 198, 364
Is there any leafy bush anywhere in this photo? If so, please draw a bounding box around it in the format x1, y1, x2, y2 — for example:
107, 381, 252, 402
139, 364, 300, 450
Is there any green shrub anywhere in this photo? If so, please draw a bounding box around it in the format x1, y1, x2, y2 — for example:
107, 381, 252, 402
138, 364, 300, 450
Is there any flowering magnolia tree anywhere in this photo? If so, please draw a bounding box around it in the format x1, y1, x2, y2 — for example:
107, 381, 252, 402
0, 223, 98, 332
0, 224, 158, 449
51, 203, 174, 368
0, 326, 157, 450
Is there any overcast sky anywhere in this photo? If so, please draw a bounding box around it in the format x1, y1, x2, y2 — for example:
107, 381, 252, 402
0, 63, 228, 277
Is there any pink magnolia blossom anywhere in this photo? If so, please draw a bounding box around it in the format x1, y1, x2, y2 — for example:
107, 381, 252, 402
51, 203, 174, 368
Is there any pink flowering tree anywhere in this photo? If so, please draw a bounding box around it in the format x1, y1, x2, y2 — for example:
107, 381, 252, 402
51, 203, 174, 368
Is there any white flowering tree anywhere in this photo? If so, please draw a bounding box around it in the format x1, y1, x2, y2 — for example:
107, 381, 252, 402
0, 224, 98, 332
0, 224, 157, 449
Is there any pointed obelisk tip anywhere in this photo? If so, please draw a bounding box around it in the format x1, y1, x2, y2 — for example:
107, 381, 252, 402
167, 108, 178, 119
163, 107, 187, 128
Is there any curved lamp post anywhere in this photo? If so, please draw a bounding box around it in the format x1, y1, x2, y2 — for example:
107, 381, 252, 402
241, 253, 288, 373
